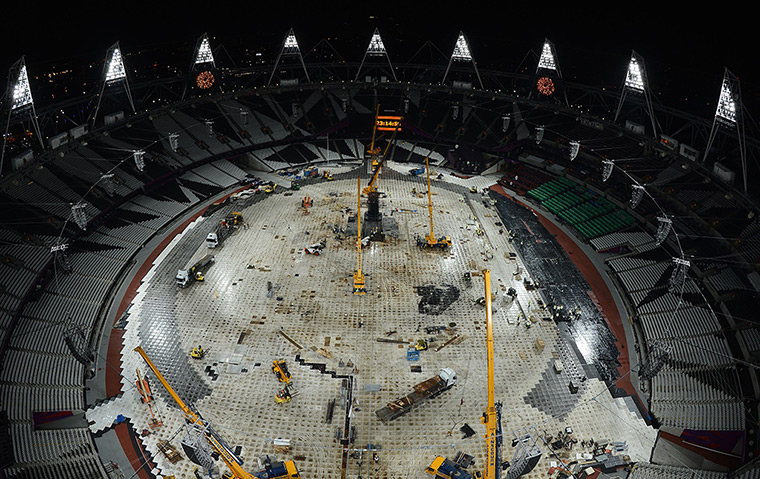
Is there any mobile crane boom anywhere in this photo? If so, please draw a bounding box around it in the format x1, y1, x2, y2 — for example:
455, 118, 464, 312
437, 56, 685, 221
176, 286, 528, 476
425, 270, 500, 479
482, 269, 499, 479
133, 346, 300, 479
418, 156, 451, 249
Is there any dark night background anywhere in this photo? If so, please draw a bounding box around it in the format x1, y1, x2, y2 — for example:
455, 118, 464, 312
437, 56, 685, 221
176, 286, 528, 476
1, 2, 757, 120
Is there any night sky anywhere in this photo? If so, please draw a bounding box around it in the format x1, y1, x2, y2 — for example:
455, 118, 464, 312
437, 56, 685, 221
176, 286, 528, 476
1, 3, 756, 119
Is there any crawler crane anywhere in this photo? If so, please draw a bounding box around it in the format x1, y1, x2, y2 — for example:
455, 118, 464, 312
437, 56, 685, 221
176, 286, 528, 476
426, 269, 502, 479
418, 156, 451, 249
134, 346, 300, 479
353, 176, 366, 295
364, 105, 401, 222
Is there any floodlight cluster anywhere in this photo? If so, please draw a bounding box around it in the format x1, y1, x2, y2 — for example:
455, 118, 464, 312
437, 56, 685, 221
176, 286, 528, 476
451, 34, 472, 61
602, 160, 614, 182
631, 184, 644, 209
716, 76, 737, 124
284, 33, 300, 52
668, 257, 690, 293
368, 32, 386, 54
71, 203, 88, 230
11, 64, 33, 111
569, 141, 580, 161
655, 216, 672, 246
169, 133, 180, 152
625, 56, 645, 92
133, 150, 145, 172
537, 41, 557, 71
194, 37, 215, 65
105, 48, 127, 83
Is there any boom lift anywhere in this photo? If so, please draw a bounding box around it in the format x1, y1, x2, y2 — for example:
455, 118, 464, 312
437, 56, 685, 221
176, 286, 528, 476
426, 270, 502, 479
134, 346, 300, 479
418, 156, 452, 249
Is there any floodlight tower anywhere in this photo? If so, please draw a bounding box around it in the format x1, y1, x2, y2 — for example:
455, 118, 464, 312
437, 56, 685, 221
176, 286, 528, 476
614, 51, 658, 138
533, 39, 568, 107
442, 32, 484, 90
1, 56, 44, 174
355, 28, 397, 82
705, 68, 747, 193
187, 33, 219, 97
91, 42, 135, 126
268, 28, 310, 86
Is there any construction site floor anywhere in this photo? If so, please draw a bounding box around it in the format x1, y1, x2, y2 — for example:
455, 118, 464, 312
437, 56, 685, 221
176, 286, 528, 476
86, 162, 657, 479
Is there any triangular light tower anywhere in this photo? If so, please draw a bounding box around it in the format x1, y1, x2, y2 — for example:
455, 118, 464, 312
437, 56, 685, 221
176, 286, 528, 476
1, 56, 44, 174
91, 42, 135, 126
705, 67, 747, 193
532, 39, 568, 106
355, 28, 397, 83
189, 33, 219, 95
442, 31, 484, 90
268, 28, 310, 86
194, 33, 215, 68
614, 50, 658, 138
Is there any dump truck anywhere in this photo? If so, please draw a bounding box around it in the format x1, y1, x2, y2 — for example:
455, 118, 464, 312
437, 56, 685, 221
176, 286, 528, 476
206, 212, 244, 248
176, 254, 215, 288
375, 368, 456, 423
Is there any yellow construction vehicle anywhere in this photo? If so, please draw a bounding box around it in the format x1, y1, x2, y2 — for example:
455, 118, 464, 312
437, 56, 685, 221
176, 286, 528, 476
134, 346, 300, 479
263, 183, 277, 194
415, 339, 429, 351
426, 270, 501, 479
323, 170, 333, 180
190, 345, 206, 359
417, 157, 452, 249
272, 360, 292, 384
353, 176, 366, 295
275, 385, 292, 404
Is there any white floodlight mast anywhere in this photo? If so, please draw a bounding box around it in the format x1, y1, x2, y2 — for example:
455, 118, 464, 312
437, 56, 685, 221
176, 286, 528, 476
355, 28, 397, 82
705, 68, 747, 193
442, 31, 484, 90
268, 28, 310, 86
92, 42, 135, 126
614, 50, 658, 138
1, 57, 44, 175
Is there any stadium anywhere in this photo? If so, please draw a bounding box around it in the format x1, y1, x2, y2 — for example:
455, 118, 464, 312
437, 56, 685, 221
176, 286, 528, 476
0, 20, 759, 479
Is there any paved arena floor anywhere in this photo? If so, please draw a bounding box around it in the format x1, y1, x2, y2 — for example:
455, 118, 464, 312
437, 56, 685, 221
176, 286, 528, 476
87, 163, 656, 479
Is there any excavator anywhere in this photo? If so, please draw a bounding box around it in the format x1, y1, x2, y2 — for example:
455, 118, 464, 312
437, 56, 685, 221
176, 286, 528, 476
426, 269, 502, 479
417, 156, 452, 249
134, 346, 300, 479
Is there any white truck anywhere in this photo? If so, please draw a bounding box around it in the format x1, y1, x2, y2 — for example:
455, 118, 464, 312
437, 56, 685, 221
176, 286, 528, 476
176, 254, 215, 288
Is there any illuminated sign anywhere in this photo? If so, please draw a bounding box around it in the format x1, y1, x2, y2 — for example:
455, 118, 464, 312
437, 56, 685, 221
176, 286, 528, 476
376, 116, 402, 132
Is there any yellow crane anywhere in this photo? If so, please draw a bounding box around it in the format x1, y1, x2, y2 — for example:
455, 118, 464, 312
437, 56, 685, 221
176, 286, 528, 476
134, 346, 300, 479
363, 117, 401, 197
353, 176, 366, 295
418, 156, 452, 249
426, 269, 501, 479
